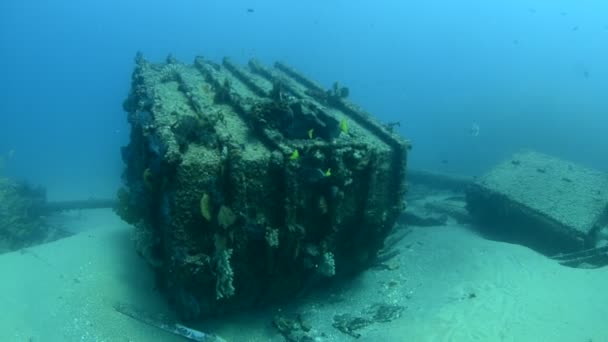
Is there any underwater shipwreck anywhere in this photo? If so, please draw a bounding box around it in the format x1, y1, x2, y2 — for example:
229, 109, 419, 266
116, 53, 410, 319
3, 53, 608, 341
466, 150, 608, 267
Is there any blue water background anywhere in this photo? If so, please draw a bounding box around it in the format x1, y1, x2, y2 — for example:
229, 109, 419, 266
1, 0, 606, 200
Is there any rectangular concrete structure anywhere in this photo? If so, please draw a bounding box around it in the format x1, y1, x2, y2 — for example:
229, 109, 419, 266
117, 54, 409, 318
466, 151, 608, 253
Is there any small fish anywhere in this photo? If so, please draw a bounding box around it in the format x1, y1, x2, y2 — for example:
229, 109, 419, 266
289, 149, 300, 161
246, 8, 255, 13
318, 196, 328, 214
308, 128, 314, 139
324, 168, 332, 177
385, 121, 401, 132
299, 167, 326, 184
7, 149, 14, 159
470, 122, 480, 137
339, 118, 349, 135
143, 168, 154, 190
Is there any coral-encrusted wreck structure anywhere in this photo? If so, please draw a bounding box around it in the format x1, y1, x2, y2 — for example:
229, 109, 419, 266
466, 150, 608, 255
117, 53, 409, 319
0, 176, 51, 252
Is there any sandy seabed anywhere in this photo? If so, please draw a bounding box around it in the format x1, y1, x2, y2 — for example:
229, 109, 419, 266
1, 209, 606, 342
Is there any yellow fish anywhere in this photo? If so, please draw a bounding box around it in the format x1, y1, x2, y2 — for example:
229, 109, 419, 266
339, 118, 349, 135
289, 149, 300, 160
143, 168, 154, 190
324, 168, 332, 177
308, 128, 314, 139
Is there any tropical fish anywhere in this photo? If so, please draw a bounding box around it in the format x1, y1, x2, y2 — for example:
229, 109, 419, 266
308, 128, 314, 139
299, 167, 326, 184
339, 118, 349, 135
143, 168, 154, 190
289, 149, 300, 161
469, 122, 480, 137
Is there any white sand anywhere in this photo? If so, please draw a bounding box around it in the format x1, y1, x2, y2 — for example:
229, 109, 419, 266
362, 226, 608, 342
1, 210, 607, 341
0, 210, 181, 342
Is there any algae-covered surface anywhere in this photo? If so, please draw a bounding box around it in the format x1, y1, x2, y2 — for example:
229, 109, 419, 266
0, 176, 60, 253
1, 207, 608, 341
477, 150, 608, 235
116, 56, 409, 320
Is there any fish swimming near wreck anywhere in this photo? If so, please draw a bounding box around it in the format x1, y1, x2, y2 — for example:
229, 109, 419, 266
469, 122, 480, 137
